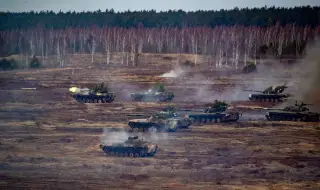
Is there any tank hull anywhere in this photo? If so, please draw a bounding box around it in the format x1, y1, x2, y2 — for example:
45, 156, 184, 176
130, 93, 174, 102
266, 111, 320, 122
100, 144, 158, 157
72, 94, 115, 103
128, 118, 192, 132
186, 112, 240, 124
249, 94, 289, 102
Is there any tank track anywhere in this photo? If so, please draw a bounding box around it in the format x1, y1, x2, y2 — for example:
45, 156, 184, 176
131, 93, 173, 102
101, 145, 158, 157
72, 94, 115, 103
249, 94, 288, 102
266, 113, 320, 122
188, 113, 240, 124
128, 124, 176, 133
131, 96, 172, 102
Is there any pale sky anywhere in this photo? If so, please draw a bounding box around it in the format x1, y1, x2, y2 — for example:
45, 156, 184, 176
0, 0, 319, 12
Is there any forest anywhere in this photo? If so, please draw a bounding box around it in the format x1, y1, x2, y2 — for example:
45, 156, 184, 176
0, 6, 320, 69
1, 6, 320, 30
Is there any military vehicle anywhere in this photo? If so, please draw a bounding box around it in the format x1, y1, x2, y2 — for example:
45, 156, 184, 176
183, 100, 241, 124
128, 109, 192, 132
69, 82, 115, 103
242, 62, 257, 73
245, 83, 291, 102
100, 136, 158, 157
130, 83, 174, 102
265, 101, 320, 122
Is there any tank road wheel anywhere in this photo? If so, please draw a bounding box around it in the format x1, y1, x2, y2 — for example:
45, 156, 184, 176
103, 148, 109, 155
201, 117, 207, 124
135, 153, 140, 157
190, 117, 196, 123
133, 128, 139, 133
270, 115, 275, 121
139, 151, 145, 157
110, 152, 115, 156
148, 127, 158, 133
195, 117, 201, 125
215, 118, 220, 123
129, 153, 134, 157
84, 99, 88, 103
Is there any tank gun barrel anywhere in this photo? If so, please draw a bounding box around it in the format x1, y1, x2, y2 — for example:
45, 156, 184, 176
178, 109, 204, 112
244, 90, 263, 93
263, 108, 284, 111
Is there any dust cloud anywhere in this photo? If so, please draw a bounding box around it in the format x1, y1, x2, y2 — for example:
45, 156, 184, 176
288, 39, 320, 111
100, 128, 169, 145
160, 65, 185, 78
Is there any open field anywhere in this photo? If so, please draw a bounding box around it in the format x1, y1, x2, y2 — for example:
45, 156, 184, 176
0, 53, 319, 190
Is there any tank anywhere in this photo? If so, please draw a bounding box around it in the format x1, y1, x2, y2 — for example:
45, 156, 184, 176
128, 110, 192, 132
100, 136, 158, 157
69, 82, 115, 103
265, 101, 320, 122
182, 100, 241, 124
242, 62, 257, 73
130, 83, 174, 102
244, 83, 291, 102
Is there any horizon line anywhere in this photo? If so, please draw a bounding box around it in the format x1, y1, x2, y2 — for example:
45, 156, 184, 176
1, 5, 319, 14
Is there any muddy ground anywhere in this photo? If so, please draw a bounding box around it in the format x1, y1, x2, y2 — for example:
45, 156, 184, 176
0, 54, 319, 190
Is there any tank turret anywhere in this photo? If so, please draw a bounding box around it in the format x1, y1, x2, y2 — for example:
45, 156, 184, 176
100, 136, 158, 157
204, 100, 228, 113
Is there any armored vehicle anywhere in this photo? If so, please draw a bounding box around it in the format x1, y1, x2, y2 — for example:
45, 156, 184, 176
69, 82, 115, 103
130, 83, 174, 102
265, 101, 320, 122
182, 100, 241, 124
242, 62, 257, 73
245, 83, 291, 102
128, 110, 192, 132
100, 136, 158, 157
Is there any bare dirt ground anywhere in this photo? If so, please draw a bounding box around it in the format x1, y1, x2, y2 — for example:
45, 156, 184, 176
0, 54, 319, 190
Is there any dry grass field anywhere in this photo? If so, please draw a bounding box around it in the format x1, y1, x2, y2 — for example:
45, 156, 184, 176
0, 53, 319, 190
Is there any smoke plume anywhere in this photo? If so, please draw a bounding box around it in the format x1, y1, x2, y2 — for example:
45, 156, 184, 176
160, 64, 190, 78
289, 39, 320, 111
100, 128, 169, 145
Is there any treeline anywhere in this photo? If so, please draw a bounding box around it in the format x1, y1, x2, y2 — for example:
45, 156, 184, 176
1, 25, 319, 68
0, 6, 320, 30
